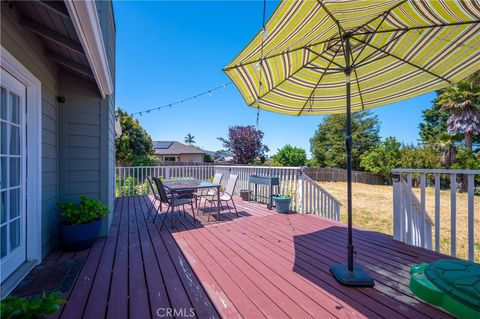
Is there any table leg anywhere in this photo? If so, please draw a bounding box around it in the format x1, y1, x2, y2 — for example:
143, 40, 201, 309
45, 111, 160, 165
217, 186, 221, 221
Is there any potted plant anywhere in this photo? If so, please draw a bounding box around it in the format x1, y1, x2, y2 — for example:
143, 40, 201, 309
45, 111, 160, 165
58, 196, 108, 251
272, 189, 295, 214
0, 291, 67, 319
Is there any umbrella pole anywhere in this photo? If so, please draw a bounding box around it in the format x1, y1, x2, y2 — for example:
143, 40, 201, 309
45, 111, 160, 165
329, 33, 374, 287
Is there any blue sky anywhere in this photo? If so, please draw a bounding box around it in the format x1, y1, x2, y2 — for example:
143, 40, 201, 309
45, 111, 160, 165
114, 1, 436, 157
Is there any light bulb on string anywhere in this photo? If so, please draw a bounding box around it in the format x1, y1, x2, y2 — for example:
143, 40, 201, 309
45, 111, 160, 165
208, 91, 212, 96
255, 60, 262, 71
261, 27, 268, 41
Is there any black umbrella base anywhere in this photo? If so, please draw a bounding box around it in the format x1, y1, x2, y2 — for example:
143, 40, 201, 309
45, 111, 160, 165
330, 263, 375, 287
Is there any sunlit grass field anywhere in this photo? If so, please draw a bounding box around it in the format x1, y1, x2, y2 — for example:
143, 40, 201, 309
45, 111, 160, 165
319, 182, 480, 262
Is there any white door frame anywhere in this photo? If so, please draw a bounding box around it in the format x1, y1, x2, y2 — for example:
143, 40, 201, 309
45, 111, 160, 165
1, 47, 42, 269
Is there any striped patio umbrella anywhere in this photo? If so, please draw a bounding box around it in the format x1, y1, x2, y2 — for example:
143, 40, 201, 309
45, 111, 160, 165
224, 0, 480, 287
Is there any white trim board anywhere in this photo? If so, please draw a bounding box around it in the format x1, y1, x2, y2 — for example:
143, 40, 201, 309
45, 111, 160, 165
64, 0, 113, 99
1, 46, 43, 289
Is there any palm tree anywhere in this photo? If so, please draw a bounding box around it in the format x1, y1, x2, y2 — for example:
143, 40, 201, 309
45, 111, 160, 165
437, 72, 480, 149
184, 133, 195, 145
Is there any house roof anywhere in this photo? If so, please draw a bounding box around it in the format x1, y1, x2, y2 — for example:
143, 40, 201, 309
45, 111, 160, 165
153, 141, 205, 155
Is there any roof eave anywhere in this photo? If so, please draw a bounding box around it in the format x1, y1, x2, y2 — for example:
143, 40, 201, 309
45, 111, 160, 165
64, 0, 113, 99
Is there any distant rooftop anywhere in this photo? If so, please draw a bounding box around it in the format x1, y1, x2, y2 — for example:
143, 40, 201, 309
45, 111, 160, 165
153, 141, 205, 155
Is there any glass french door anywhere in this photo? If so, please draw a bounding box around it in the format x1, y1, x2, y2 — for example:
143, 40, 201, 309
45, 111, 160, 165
0, 69, 26, 282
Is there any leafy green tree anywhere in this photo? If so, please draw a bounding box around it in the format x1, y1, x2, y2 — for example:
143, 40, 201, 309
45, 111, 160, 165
310, 111, 380, 170
115, 108, 154, 166
184, 133, 195, 145
399, 145, 440, 170
272, 145, 307, 167
419, 93, 449, 145
360, 137, 401, 182
437, 72, 480, 149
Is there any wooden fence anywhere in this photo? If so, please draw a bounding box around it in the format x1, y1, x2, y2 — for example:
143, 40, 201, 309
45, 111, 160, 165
303, 167, 385, 185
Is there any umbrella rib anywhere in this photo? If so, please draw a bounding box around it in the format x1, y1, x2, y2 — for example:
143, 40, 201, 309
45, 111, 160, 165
305, 47, 345, 70
316, 0, 345, 35
353, 36, 452, 84
355, 20, 480, 36
350, 0, 408, 36
224, 37, 341, 71
352, 10, 391, 66
353, 30, 408, 68
298, 44, 343, 116
251, 38, 343, 105
349, 49, 365, 111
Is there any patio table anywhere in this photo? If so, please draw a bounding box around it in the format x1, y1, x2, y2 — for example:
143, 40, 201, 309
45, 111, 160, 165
163, 179, 221, 221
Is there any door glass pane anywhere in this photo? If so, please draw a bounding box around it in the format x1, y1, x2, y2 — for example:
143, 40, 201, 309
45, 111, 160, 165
10, 188, 19, 219
0, 191, 6, 223
1, 122, 6, 154
10, 219, 20, 251
0, 87, 6, 120
9, 126, 20, 155
9, 93, 20, 124
0, 225, 6, 258
0, 157, 6, 189
9, 158, 19, 187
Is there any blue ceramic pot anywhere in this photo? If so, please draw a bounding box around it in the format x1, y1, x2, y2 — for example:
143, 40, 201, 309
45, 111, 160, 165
273, 196, 291, 214
59, 218, 102, 251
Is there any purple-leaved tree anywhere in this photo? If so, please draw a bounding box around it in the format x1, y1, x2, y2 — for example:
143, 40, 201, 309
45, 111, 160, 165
218, 125, 269, 164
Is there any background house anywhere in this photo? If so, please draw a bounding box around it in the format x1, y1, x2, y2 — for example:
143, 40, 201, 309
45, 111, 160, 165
1, 0, 115, 295
153, 141, 205, 163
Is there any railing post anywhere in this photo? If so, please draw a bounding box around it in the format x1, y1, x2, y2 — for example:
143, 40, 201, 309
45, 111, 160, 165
392, 172, 403, 241
298, 168, 304, 214
450, 173, 457, 257
467, 174, 474, 262
165, 167, 170, 180
434, 174, 440, 252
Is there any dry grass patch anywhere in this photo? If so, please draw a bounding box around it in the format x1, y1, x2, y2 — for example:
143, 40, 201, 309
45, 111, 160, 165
319, 182, 479, 262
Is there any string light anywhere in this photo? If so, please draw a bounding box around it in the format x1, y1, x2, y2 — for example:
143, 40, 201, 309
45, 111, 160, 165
130, 82, 232, 117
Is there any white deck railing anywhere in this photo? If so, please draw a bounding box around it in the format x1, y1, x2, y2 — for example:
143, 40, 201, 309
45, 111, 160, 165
115, 165, 341, 221
392, 168, 479, 261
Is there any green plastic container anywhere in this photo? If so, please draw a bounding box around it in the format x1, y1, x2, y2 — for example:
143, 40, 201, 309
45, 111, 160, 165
410, 260, 480, 319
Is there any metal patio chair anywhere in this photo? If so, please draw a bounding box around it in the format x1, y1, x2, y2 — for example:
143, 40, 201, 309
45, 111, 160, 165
195, 172, 223, 211
205, 174, 239, 221
152, 177, 195, 229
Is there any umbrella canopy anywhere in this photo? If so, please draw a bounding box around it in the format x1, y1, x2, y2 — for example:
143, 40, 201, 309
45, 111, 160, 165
224, 0, 480, 287
224, 0, 480, 115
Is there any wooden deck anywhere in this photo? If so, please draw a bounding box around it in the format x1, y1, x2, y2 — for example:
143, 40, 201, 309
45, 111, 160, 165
53, 196, 454, 319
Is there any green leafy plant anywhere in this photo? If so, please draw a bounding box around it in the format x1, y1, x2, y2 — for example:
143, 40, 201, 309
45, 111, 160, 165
0, 291, 67, 319
271, 145, 307, 167
58, 196, 108, 225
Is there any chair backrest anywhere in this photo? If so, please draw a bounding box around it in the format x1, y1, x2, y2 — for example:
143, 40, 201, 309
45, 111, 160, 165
152, 177, 170, 203
146, 176, 159, 199
225, 174, 238, 197
212, 172, 223, 185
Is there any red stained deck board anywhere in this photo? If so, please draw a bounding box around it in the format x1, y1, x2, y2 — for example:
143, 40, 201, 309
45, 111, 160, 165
174, 216, 343, 319
169, 218, 268, 319
137, 196, 218, 319
127, 196, 150, 319
106, 196, 130, 319
82, 195, 124, 319
173, 217, 309, 319
229, 207, 450, 319
52, 196, 455, 319
132, 196, 172, 318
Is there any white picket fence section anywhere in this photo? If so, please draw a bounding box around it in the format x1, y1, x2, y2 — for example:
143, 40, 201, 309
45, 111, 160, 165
115, 165, 341, 221
392, 168, 478, 261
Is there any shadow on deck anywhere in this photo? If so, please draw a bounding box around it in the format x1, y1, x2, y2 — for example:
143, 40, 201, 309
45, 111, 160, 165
37, 196, 453, 319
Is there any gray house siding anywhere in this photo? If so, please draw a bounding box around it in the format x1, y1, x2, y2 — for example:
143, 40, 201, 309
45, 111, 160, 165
97, 0, 117, 227
1, 4, 59, 256
58, 71, 114, 235
1, 1, 116, 256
